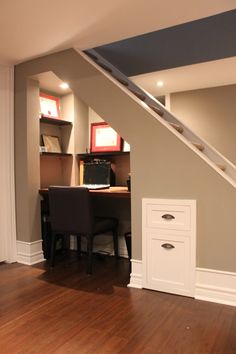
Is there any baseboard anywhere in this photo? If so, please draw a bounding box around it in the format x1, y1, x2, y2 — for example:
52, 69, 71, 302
195, 267, 236, 307
126, 261, 236, 306
16, 240, 45, 265
128, 259, 143, 289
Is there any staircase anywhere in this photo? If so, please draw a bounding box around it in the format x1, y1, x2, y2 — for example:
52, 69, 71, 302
78, 48, 236, 187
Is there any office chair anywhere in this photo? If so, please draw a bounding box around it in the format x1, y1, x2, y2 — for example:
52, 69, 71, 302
48, 186, 119, 274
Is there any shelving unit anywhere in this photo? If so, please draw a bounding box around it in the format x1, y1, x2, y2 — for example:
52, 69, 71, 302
39, 92, 131, 188
39, 95, 75, 188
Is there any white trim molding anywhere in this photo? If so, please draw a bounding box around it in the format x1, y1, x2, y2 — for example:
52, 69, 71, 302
16, 240, 45, 265
128, 259, 143, 289
195, 267, 236, 307
128, 262, 236, 306
0, 65, 17, 263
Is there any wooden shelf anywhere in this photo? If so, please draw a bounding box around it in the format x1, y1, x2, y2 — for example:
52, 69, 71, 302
77, 151, 130, 159
40, 152, 72, 157
40, 117, 72, 126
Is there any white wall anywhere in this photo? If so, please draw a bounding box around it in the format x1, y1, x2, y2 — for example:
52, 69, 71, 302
0, 65, 16, 262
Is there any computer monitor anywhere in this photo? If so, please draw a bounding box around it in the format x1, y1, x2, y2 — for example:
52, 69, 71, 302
83, 161, 111, 185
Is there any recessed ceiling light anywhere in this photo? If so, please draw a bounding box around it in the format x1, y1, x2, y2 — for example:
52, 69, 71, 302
59, 82, 69, 89
157, 80, 164, 87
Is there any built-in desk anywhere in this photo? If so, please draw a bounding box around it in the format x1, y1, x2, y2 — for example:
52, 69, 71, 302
39, 186, 131, 259
39, 186, 130, 198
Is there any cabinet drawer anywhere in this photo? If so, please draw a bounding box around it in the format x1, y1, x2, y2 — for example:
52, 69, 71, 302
146, 232, 191, 296
146, 203, 191, 231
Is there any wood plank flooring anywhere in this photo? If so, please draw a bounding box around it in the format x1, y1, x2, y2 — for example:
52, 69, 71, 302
0, 252, 235, 353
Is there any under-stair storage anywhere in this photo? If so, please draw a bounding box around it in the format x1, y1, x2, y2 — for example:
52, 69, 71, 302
38, 91, 83, 189
142, 199, 196, 297
40, 115, 73, 188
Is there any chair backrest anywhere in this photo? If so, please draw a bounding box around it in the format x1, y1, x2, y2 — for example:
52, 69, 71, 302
48, 186, 94, 234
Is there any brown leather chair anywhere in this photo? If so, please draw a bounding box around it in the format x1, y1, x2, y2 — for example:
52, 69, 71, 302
48, 186, 119, 274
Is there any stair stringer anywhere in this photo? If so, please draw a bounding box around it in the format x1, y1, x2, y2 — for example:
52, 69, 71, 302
14, 48, 236, 273
82, 48, 236, 185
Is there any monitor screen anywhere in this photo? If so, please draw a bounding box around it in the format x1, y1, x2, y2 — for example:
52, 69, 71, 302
83, 161, 111, 185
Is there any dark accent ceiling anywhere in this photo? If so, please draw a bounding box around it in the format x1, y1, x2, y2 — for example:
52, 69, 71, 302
93, 10, 236, 76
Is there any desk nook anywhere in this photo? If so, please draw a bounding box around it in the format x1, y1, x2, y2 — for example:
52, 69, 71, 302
38, 89, 131, 267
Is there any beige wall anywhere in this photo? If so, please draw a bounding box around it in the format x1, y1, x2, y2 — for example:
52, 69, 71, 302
88, 107, 104, 149
15, 79, 41, 242
14, 49, 236, 272
170, 84, 236, 164
74, 94, 89, 155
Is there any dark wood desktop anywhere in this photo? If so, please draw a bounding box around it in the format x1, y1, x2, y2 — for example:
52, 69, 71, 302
39, 186, 130, 198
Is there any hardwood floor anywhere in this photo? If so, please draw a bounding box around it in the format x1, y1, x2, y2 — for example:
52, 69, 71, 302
0, 253, 235, 353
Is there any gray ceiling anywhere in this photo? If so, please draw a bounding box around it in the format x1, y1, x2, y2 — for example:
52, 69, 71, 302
93, 10, 236, 76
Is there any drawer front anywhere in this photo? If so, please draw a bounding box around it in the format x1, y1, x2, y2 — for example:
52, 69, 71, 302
146, 203, 191, 231
146, 232, 191, 296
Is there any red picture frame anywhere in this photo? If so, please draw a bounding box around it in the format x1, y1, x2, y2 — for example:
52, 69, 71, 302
90, 122, 121, 152
39, 93, 60, 119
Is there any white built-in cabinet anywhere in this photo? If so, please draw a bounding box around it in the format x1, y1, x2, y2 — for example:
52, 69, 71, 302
142, 199, 196, 297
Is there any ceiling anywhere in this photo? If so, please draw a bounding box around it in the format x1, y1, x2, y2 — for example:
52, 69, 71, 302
19, 3, 236, 97
94, 10, 236, 77
131, 56, 236, 96
0, 0, 235, 64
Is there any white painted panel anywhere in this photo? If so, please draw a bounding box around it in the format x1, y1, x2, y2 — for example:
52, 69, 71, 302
146, 232, 191, 295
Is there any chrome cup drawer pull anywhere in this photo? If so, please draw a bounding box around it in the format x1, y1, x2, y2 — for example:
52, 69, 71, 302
161, 243, 175, 249
162, 214, 175, 220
